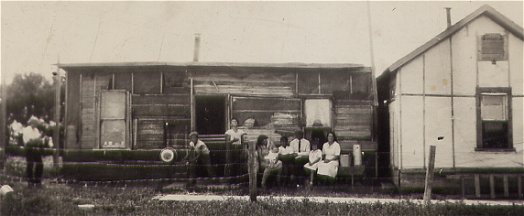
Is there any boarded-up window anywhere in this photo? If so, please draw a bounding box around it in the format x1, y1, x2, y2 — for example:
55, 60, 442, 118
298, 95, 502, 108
298, 72, 319, 94
478, 91, 511, 150
320, 71, 349, 94
480, 33, 505, 61
163, 72, 188, 93
351, 73, 372, 99
134, 72, 161, 94
304, 99, 332, 127
114, 73, 132, 91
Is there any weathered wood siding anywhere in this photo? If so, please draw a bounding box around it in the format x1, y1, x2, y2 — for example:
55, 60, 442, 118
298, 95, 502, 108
66, 65, 375, 151
133, 93, 191, 149
334, 100, 374, 152
79, 73, 96, 148
192, 68, 295, 97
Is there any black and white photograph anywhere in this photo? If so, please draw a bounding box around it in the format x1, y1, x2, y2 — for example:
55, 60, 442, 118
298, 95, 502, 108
0, 1, 522, 215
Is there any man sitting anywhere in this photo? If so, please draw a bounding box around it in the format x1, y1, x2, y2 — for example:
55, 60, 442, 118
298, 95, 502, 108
289, 130, 310, 185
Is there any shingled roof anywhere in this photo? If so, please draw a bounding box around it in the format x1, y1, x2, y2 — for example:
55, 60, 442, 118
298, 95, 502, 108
384, 4, 523, 74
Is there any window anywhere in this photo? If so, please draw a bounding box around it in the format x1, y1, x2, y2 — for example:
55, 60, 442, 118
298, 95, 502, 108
480, 33, 506, 61
304, 99, 332, 127
477, 88, 512, 150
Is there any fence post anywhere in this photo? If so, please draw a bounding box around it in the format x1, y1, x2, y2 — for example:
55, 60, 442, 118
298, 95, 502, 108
248, 140, 257, 202
423, 145, 436, 205
224, 137, 231, 177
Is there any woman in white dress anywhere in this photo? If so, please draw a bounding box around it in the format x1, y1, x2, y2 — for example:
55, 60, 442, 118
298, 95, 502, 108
316, 131, 341, 181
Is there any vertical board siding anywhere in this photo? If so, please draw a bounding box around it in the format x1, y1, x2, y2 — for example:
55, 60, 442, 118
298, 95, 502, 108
80, 73, 96, 148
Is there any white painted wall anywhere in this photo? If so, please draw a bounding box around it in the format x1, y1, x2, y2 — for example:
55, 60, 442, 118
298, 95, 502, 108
424, 40, 452, 95
400, 95, 424, 168
400, 56, 423, 94
391, 14, 523, 170
452, 24, 478, 96
509, 33, 524, 95
424, 97, 453, 168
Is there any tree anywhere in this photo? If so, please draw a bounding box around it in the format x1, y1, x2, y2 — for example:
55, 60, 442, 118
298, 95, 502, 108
6, 73, 64, 123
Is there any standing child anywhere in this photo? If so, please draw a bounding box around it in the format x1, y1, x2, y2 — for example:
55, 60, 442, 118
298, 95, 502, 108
188, 132, 214, 178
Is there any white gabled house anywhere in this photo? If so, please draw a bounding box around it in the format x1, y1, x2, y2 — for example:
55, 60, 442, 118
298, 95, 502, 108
377, 5, 523, 197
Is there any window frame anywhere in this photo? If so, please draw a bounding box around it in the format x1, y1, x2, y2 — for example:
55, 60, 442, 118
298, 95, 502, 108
475, 87, 513, 151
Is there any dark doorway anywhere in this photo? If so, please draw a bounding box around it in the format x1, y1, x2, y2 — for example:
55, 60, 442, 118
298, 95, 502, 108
196, 96, 226, 135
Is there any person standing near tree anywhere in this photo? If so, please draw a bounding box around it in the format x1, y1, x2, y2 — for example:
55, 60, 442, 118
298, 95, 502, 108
22, 117, 45, 186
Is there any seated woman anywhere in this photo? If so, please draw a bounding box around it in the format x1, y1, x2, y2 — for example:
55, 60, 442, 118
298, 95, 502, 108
303, 141, 323, 186
255, 135, 282, 188
316, 131, 341, 184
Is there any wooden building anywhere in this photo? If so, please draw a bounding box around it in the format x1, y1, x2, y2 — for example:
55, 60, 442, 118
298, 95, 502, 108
377, 5, 523, 195
59, 61, 377, 177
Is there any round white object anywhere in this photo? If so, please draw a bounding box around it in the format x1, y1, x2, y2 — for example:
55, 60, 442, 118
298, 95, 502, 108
160, 148, 176, 163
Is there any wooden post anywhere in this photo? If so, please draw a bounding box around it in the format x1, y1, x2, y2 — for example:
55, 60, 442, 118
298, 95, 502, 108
489, 175, 495, 199
53, 74, 61, 168
133, 119, 138, 149
461, 175, 465, 199
190, 78, 195, 131
224, 135, 231, 177
474, 174, 481, 198
518, 175, 522, 199
248, 140, 257, 202
503, 175, 509, 198
423, 145, 436, 204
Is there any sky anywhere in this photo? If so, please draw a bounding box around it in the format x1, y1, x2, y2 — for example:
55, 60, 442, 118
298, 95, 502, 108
1, 1, 522, 84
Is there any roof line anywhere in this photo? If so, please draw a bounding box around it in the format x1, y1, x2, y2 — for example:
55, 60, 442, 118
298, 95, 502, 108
57, 61, 367, 69
385, 4, 523, 73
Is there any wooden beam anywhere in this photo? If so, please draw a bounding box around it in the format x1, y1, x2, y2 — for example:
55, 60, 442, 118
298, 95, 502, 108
79, 74, 83, 149
53, 74, 61, 167
449, 37, 456, 169
190, 78, 195, 131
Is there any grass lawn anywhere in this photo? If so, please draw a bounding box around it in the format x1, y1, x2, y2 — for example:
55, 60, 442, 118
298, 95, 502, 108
1, 175, 523, 215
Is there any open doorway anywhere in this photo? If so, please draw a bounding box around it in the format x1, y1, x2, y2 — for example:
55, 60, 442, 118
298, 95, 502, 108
195, 96, 226, 135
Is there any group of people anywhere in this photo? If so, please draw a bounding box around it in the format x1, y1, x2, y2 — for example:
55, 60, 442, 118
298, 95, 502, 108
6, 107, 58, 187
256, 130, 341, 188
185, 118, 341, 189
